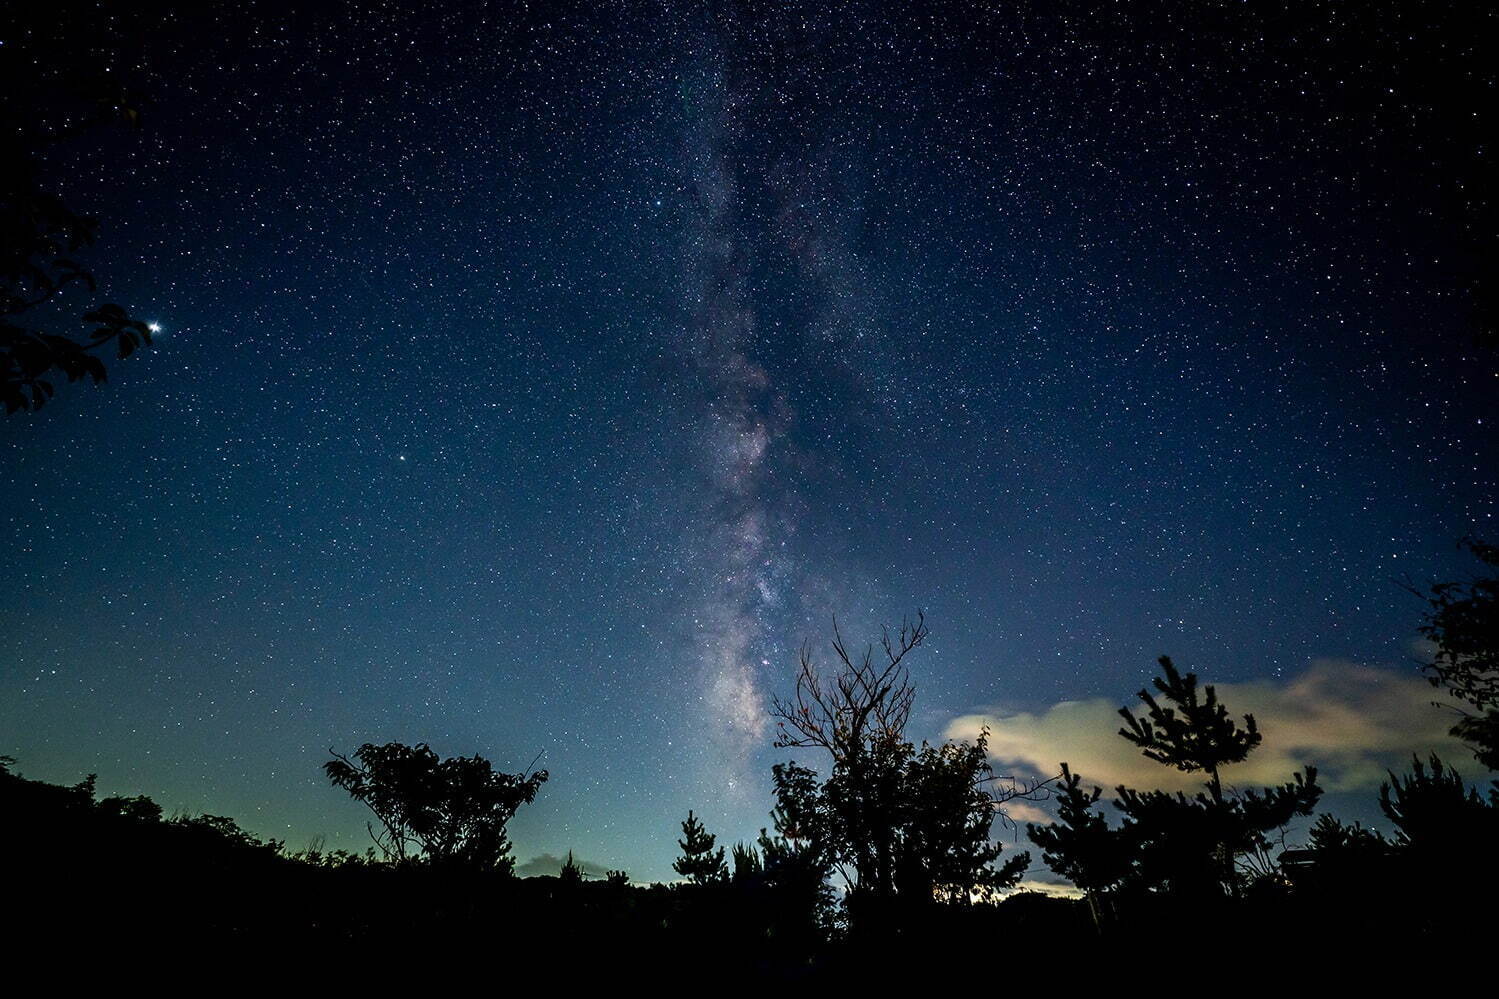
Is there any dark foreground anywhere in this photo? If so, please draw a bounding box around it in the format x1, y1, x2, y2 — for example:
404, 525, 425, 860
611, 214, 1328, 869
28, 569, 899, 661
2, 762, 1488, 983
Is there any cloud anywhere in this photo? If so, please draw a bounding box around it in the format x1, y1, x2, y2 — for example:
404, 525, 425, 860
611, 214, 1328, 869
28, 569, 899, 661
947, 659, 1467, 795
1007, 880, 1086, 900
515, 852, 615, 880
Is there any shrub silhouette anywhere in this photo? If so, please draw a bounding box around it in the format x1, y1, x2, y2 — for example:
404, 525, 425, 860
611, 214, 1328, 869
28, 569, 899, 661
324, 741, 547, 872
1411, 538, 1499, 769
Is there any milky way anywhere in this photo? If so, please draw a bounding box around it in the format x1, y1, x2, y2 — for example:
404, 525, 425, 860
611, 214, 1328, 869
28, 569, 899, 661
669, 31, 904, 766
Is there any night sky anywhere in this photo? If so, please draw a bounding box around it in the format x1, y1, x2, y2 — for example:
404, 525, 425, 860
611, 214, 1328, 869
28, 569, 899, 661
2, 2, 1494, 885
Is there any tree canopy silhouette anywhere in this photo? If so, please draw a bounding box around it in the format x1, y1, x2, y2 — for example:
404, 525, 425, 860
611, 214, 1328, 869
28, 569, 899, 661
1031, 657, 1321, 906
673, 809, 728, 885
769, 614, 1045, 921
1027, 762, 1132, 929
1412, 538, 1499, 769
1378, 754, 1498, 860
1117, 657, 1320, 898
324, 741, 547, 872
0, 6, 159, 413
1118, 655, 1260, 807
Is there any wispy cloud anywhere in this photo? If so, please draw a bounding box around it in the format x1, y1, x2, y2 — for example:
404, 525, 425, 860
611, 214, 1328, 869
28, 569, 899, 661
948, 660, 1467, 794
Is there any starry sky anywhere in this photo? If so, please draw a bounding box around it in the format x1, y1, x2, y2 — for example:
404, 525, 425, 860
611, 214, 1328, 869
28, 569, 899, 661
2, 2, 1494, 883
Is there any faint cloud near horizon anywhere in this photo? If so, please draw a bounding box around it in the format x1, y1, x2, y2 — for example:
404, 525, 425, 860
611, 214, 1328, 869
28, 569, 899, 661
948, 659, 1467, 795
515, 852, 615, 880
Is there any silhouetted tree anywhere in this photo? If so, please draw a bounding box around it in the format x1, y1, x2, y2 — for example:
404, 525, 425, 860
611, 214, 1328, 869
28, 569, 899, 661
1028, 763, 1132, 929
673, 810, 728, 885
770, 614, 1043, 924
771, 615, 922, 908
1376, 754, 1499, 941
559, 849, 585, 886
1307, 814, 1387, 856
1379, 754, 1498, 858
1, 7, 159, 413
96, 793, 164, 824
1112, 657, 1322, 898
899, 733, 1030, 904
1118, 656, 1260, 809
754, 807, 836, 945
731, 841, 764, 884
760, 761, 838, 932
1411, 538, 1499, 769
323, 741, 546, 872
1299, 814, 1389, 891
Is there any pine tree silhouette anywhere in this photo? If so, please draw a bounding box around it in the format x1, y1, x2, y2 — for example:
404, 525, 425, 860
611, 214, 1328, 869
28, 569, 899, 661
673, 810, 727, 885
1118, 656, 1260, 807
1028, 762, 1131, 929
1112, 656, 1320, 899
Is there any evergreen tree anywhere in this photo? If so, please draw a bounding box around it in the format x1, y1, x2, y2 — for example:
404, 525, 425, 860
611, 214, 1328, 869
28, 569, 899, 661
1301, 814, 1389, 895
1379, 755, 1498, 858
755, 822, 836, 945
673, 810, 727, 885
1377, 755, 1499, 942
559, 849, 584, 886
1027, 763, 1131, 929
731, 841, 764, 884
1118, 656, 1260, 807
1113, 657, 1321, 898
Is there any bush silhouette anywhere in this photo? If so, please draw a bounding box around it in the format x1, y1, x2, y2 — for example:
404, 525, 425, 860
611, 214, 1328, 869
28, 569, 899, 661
324, 741, 547, 872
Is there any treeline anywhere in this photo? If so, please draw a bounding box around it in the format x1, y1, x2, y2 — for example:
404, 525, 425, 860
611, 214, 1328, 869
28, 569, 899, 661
0, 754, 1078, 978
3, 542, 1496, 976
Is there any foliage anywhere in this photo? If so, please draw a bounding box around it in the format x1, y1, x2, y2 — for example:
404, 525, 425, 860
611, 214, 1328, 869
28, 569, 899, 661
1306, 814, 1387, 855
1028, 763, 1132, 906
96, 793, 164, 824
1114, 659, 1321, 898
1118, 655, 1261, 805
769, 615, 1043, 920
1112, 769, 1321, 897
1299, 814, 1390, 894
559, 849, 585, 886
0, 6, 159, 413
898, 733, 1030, 903
731, 840, 764, 883
755, 824, 838, 943
1379, 754, 1499, 856
1032, 658, 1321, 904
323, 741, 547, 872
1412, 538, 1499, 769
673, 809, 728, 885
760, 762, 839, 930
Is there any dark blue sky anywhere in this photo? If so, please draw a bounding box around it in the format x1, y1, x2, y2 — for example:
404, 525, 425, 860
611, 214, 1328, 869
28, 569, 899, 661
2, 1, 1493, 882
